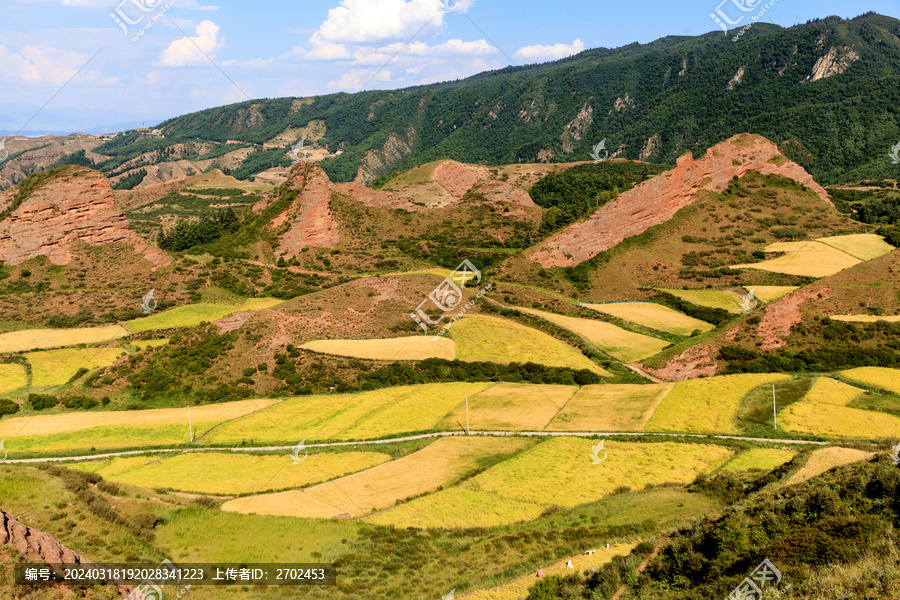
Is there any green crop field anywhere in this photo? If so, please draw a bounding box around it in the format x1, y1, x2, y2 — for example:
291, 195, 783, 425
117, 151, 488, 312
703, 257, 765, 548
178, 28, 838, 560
750, 286, 799, 302
645, 373, 788, 434
369, 438, 732, 528
581, 302, 714, 336
0, 325, 130, 353
451, 315, 609, 375
546, 383, 675, 431
25, 347, 126, 387
224, 437, 534, 518
720, 448, 796, 473
123, 298, 282, 333
0, 364, 27, 394
74, 450, 391, 495
437, 383, 577, 431
657, 288, 745, 313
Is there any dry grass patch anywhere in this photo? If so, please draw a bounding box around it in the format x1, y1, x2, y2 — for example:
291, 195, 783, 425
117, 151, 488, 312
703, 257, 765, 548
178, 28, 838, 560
75, 451, 390, 495
842, 367, 900, 395
452, 316, 609, 375
816, 233, 895, 261
581, 302, 714, 336
720, 448, 796, 474
0, 364, 27, 394
26, 347, 126, 387
0, 325, 129, 353
0, 398, 278, 438
783, 447, 874, 487
516, 308, 669, 363
547, 383, 675, 431
224, 436, 533, 518
205, 383, 491, 445
437, 383, 577, 431
300, 336, 455, 361
370, 439, 731, 528
645, 373, 788, 434
779, 377, 900, 439
831, 315, 900, 323
731, 241, 860, 277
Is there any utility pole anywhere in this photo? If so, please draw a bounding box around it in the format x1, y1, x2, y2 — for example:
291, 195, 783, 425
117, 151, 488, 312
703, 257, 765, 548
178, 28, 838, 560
772, 385, 777, 430
466, 396, 469, 435
188, 405, 193, 443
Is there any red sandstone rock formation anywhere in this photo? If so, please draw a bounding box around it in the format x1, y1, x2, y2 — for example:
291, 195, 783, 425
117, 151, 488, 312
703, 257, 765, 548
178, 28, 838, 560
276, 164, 341, 255
433, 160, 478, 199
528, 134, 832, 268
331, 182, 419, 210
1, 507, 135, 598
757, 287, 828, 350
0, 167, 170, 269
472, 181, 537, 208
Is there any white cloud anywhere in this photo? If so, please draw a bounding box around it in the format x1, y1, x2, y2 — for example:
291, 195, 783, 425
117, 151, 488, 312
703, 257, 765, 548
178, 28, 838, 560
0, 44, 100, 86
514, 38, 584, 62
314, 0, 446, 45
156, 20, 223, 67
327, 67, 393, 91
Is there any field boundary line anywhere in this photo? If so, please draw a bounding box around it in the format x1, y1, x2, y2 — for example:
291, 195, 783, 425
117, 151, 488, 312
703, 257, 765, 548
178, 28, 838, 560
639, 382, 677, 430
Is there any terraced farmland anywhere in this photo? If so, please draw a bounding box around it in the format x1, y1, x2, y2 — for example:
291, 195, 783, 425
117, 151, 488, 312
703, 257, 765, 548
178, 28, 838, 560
720, 448, 796, 473
546, 383, 674, 431
731, 240, 862, 277
580, 302, 714, 336
438, 383, 577, 431
656, 288, 745, 313
0, 364, 26, 394
841, 367, 900, 395
123, 298, 283, 333
25, 347, 126, 387
0, 325, 129, 353
300, 336, 455, 361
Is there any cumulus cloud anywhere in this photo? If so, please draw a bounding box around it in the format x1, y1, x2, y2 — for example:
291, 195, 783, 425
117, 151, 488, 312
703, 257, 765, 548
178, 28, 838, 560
0, 44, 100, 86
514, 39, 585, 62
314, 0, 447, 45
156, 20, 223, 67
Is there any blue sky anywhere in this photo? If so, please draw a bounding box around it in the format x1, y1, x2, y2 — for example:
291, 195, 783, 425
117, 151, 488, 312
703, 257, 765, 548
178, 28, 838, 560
1, 0, 897, 134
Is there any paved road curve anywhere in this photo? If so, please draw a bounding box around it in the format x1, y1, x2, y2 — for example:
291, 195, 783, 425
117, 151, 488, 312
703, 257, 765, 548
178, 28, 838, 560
2, 430, 830, 464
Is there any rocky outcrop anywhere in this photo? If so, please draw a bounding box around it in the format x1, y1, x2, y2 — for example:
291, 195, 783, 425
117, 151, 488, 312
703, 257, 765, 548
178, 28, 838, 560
433, 160, 478, 199
0, 167, 170, 268
1, 508, 135, 598
472, 181, 538, 209
805, 46, 860, 82
331, 182, 419, 210
757, 287, 827, 350
275, 164, 341, 255
528, 134, 832, 268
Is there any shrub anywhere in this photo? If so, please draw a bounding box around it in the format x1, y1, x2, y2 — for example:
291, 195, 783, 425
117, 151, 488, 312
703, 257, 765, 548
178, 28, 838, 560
28, 393, 59, 410
0, 399, 19, 416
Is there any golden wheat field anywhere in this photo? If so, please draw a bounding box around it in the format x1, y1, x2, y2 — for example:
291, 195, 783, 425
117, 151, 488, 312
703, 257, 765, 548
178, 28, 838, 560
458, 542, 640, 600
720, 448, 796, 473
204, 383, 491, 445
580, 302, 714, 336
731, 241, 861, 277
815, 233, 895, 261
223, 436, 534, 518
782, 447, 874, 487
778, 377, 900, 438
656, 289, 745, 313
437, 383, 578, 431
645, 373, 788, 434
516, 308, 670, 363
25, 347, 127, 387
841, 367, 900, 395
0, 398, 279, 438
0, 324, 130, 353
123, 298, 282, 333
74, 451, 391, 495
300, 336, 455, 361
0, 364, 27, 394
831, 315, 900, 323
451, 315, 609, 375
369, 439, 732, 528
546, 383, 675, 431
750, 286, 799, 302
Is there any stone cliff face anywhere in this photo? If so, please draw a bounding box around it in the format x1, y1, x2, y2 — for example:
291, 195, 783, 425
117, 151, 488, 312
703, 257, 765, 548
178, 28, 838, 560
1, 507, 135, 598
528, 134, 831, 268
0, 167, 170, 268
